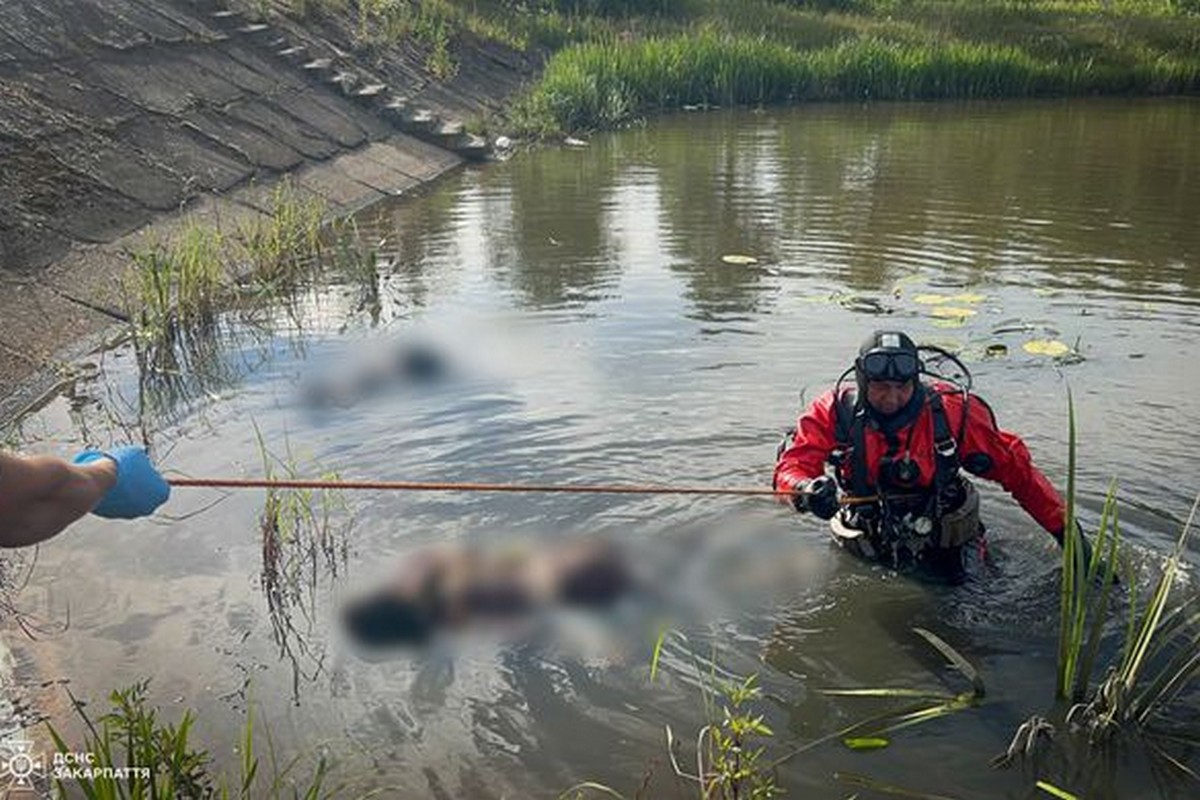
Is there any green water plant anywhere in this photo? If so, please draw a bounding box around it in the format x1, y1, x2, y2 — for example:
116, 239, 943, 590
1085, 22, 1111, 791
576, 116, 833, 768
46, 681, 338, 799
810, 627, 985, 750
1054, 392, 1199, 741
236, 182, 327, 292
1056, 394, 1124, 705
1036, 780, 1081, 799
567, 630, 781, 799
253, 423, 353, 700
994, 393, 1200, 793
663, 672, 782, 800
125, 181, 329, 348
1060, 497, 1199, 744
127, 223, 228, 337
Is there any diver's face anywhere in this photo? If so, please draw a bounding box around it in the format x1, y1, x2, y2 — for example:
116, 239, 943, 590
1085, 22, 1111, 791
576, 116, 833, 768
866, 380, 914, 416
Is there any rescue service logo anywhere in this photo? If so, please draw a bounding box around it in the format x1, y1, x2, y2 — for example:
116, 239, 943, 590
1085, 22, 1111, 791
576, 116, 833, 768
0, 734, 44, 795
0, 733, 151, 797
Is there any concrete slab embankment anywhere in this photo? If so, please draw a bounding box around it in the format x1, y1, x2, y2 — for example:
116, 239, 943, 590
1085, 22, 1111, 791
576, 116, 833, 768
0, 0, 534, 424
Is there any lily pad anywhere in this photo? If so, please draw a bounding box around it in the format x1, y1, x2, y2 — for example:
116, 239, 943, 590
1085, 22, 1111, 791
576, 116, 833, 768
932, 317, 967, 329
843, 737, 890, 751
930, 306, 977, 319
950, 292, 986, 304
721, 254, 759, 266
913, 293, 952, 305
1023, 339, 1071, 357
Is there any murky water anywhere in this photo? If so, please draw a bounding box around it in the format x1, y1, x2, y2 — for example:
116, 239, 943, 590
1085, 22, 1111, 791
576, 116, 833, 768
6, 97, 1199, 798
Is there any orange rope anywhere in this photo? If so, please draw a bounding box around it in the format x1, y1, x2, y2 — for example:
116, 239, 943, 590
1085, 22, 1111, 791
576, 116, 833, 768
166, 476, 883, 505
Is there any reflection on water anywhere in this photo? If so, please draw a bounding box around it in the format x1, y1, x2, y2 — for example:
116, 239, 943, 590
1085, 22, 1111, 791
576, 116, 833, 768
7, 97, 1200, 797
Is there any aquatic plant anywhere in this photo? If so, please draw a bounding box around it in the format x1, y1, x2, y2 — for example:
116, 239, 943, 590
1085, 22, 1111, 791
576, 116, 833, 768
993, 393, 1200, 792
126, 223, 227, 337
125, 181, 330, 348
565, 639, 782, 800
1059, 500, 1199, 743
46, 680, 339, 799
235, 182, 327, 292
1056, 395, 1124, 704
254, 423, 353, 700
669, 672, 782, 800
1054, 392, 1199, 741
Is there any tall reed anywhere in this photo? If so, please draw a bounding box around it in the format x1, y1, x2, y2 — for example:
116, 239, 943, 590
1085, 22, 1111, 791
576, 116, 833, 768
1053, 392, 1199, 742
511, 32, 1198, 134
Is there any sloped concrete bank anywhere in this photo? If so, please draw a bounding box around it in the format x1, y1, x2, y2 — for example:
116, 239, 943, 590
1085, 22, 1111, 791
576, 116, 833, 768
0, 0, 538, 424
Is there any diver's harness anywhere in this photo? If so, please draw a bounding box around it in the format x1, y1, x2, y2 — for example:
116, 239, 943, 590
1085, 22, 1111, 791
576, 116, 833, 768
827, 346, 982, 565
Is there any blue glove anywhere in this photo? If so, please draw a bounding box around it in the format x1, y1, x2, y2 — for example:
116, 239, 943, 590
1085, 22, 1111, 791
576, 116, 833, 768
72, 446, 170, 519
793, 476, 840, 520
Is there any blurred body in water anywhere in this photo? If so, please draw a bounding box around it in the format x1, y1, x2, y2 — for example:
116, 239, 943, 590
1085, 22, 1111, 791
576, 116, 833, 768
341, 537, 632, 647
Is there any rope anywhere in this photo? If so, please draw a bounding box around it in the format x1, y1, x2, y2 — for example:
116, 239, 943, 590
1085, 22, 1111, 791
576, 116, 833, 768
166, 476, 883, 505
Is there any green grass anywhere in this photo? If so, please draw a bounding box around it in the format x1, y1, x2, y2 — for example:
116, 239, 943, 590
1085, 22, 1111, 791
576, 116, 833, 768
126, 181, 329, 346
268, 0, 1200, 134
127, 223, 227, 336
510, 30, 1199, 134
46, 681, 340, 799
235, 183, 327, 290
119, 178, 400, 358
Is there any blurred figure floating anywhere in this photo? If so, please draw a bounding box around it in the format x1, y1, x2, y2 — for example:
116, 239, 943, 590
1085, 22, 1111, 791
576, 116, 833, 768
300, 339, 447, 409
341, 537, 632, 647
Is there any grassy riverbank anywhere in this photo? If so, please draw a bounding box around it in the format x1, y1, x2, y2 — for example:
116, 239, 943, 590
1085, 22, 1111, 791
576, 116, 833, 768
509, 0, 1200, 134
279, 1, 1200, 134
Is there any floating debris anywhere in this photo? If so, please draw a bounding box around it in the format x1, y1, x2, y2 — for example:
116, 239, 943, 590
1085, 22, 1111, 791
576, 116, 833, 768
563, 136, 589, 148
985, 343, 1009, 358
720, 254, 759, 266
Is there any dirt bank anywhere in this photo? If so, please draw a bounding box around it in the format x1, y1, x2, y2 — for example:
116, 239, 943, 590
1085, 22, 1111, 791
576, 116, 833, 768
0, 0, 538, 424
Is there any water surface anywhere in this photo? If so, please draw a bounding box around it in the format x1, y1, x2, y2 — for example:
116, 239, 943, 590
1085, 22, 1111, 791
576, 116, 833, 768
6, 97, 1199, 798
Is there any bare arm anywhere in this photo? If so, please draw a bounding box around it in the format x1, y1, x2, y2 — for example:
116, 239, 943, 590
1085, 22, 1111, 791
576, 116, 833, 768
0, 452, 118, 548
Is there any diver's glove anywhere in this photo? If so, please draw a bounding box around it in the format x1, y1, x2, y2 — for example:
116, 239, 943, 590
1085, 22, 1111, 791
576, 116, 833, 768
793, 476, 840, 520
72, 446, 170, 519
